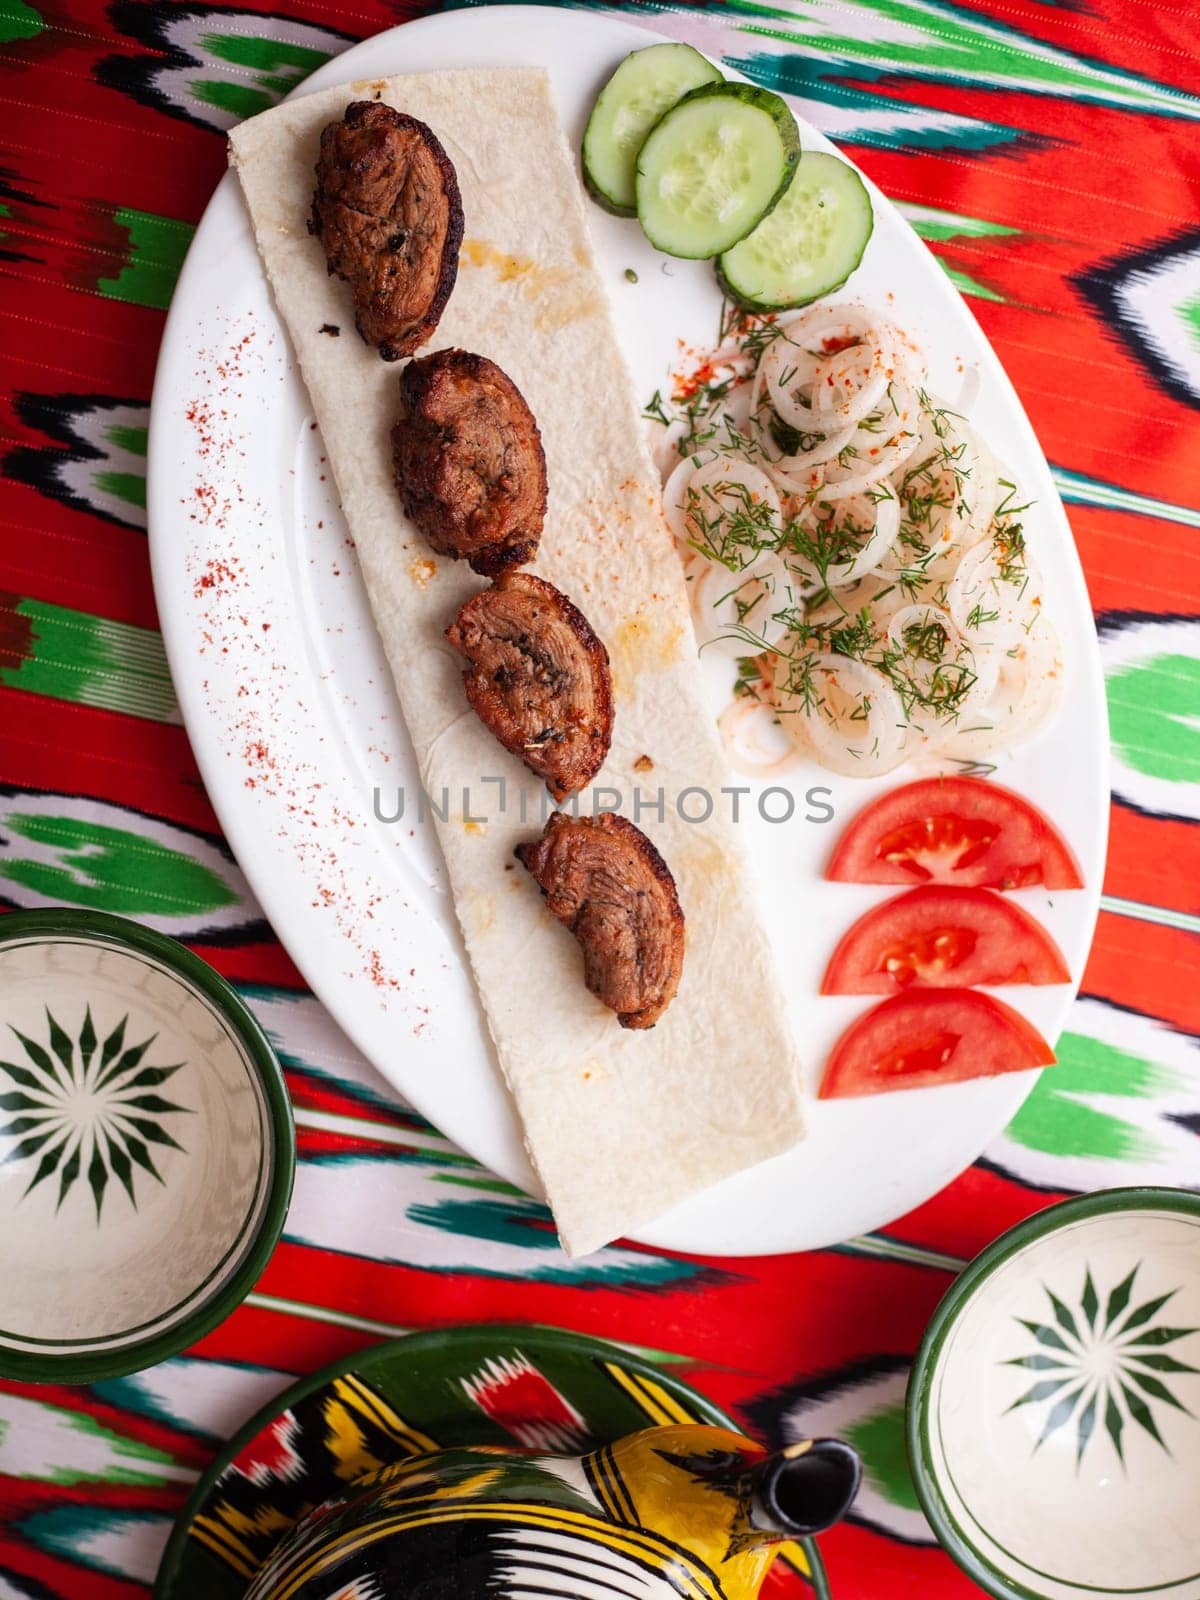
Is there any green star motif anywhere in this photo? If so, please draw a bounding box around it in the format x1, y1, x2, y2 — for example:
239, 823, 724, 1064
0, 1008, 190, 1220
1003, 1267, 1198, 1465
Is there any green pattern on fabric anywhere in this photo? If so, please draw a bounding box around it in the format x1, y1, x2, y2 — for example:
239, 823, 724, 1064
0, 1, 42, 42
1006, 1032, 1185, 1162
0, 597, 176, 722
198, 31, 330, 76
96, 210, 195, 311
843, 1400, 920, 1510
18, 1506, 181, 1580
0, 1396, 181, 1485
724, 46, 1024, 152
94, 471, 146, 511
189, 29, 335, 119
104, 424, 148, 456
435, 1172, 532, 1198
191, 79, 276, 120
1054, 468, 1200, 528
0, 815, 237, 917
723, 0, 1200, 119
941, 265, 1006, 303
407, 1195, 699, 1284
1108, 655, 1200, 782
897, 203, 1022, 243
889, 204, 1017, 300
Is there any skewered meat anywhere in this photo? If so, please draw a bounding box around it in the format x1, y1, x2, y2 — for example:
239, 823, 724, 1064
516, 812, 685, 1029
447, 572, 613, 802
310, 100, 463, 361
393, 349, 547, 576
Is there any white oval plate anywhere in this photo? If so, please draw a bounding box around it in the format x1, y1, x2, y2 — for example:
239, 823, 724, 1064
148, 4, 1107, 1256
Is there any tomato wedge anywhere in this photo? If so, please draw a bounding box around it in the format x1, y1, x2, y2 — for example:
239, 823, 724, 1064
820, 989, 1055, 1099
826, 776, 1083, 891
821, 886, 1070, 994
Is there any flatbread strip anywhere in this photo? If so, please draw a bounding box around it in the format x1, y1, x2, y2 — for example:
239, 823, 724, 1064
228, 68, 804, 1256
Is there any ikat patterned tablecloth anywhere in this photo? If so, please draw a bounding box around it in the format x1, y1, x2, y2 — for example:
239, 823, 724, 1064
0, 1, 1198, 1596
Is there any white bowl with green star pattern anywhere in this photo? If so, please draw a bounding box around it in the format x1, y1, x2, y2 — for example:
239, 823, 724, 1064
0, 909, 294, 1382
909, 1188, 1200, 1600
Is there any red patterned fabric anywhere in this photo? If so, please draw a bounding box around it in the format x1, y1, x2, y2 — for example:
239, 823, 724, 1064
1, 2, 1198, 1596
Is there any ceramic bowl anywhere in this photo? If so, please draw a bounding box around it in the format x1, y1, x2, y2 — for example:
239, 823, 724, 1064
909, 1188, 1200, 1600
0, 909, 295, 1382
155, 1322, 833, 1600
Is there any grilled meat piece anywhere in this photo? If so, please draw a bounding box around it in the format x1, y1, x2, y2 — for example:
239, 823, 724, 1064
310, 100, 463, 361
393, 349, 547, 575
447, 572, 613, 802
516, 812, 685, 1029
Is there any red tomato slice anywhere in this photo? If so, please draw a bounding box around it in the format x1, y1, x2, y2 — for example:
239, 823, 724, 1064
821, 886, 1070, 994
826, 776, 1083, 891
820, 989, 1056, 1099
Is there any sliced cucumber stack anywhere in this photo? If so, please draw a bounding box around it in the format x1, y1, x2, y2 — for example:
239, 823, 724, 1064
635, 83, 800, 260
717, 151, 874, 310
583, 44, 723, 216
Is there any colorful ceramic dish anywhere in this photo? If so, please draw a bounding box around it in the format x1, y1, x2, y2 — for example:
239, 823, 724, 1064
243, 1422, 859, 1600
0, 909, 294, 1382
155, 1322, 832, 1600
908, 1187, 1200, 1600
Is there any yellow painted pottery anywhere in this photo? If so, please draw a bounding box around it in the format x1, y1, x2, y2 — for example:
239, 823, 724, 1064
244, 1422, 862, 1600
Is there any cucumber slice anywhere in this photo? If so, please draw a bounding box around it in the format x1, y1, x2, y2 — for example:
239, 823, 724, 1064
717, 151, 874, 311
635, 83, 800, 260
582, 44, 723, 217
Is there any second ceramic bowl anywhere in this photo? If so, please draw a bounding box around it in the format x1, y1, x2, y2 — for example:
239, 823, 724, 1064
0, 909, 295, 1382
909, 1187, 1200, 1600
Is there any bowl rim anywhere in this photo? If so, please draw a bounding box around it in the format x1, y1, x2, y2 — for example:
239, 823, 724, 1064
907, 1185, 1200, 1600
0, 907, 296, 1383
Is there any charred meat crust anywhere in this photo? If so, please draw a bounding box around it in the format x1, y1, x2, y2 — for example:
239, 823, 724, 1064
310, 100, 463, 361
393, 349, 547, 575
446, 572, 614, 802
515, 812, 685, 1029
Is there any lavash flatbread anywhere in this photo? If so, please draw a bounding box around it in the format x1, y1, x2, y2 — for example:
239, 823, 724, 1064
228, 67, 804, 1256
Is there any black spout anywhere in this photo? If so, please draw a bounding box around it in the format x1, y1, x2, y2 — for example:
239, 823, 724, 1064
747, 1438, 862, 1538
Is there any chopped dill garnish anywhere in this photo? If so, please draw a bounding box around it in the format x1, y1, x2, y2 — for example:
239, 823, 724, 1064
770, 414, 825, 457
734, 655, 767, 698
966, 602, 1000, 630
642, 390, 669, 426
685, 478, 782, 570
991, 478, 1033, 584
